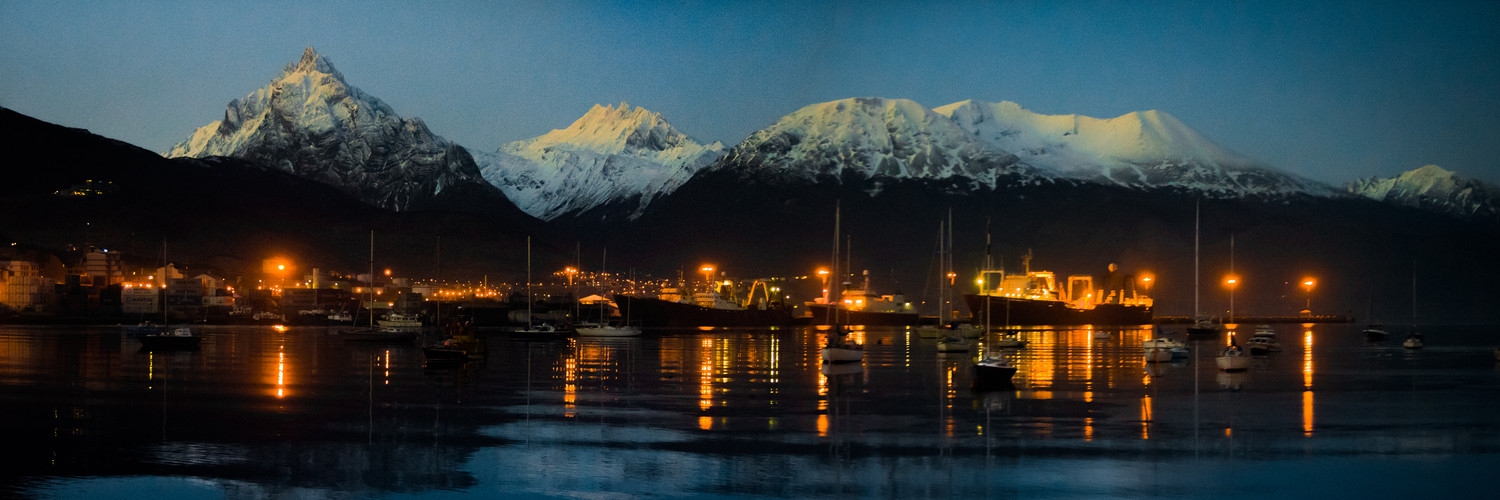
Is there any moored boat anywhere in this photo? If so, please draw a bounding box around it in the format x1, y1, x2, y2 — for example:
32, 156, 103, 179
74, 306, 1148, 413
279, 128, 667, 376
138, 327, 201, 351
1362, 325, 1389, 340
614, 292, 793, 329
972, 356, 1018, 389
1216, 344, 1250, 371
340, 327, 417, 343
806, 270, 919, 326
1145, 346, 1173, 363
1245, 336, 1282, 353
1402, 332, 1424, 349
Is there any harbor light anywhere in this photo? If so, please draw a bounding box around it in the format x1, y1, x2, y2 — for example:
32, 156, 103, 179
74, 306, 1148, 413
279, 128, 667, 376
1302, 277, 1316, 315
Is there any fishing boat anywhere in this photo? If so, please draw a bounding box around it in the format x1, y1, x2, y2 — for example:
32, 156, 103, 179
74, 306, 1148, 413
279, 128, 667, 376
378, 312, 423, 329
806, 271, 919, 326
819, 201, 864, 364
964, 251, 1153, 327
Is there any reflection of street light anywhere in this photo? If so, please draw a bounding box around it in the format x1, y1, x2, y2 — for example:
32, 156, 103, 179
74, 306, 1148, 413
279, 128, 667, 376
1302, 278, 1316, 316
1225, 275, 1240, 323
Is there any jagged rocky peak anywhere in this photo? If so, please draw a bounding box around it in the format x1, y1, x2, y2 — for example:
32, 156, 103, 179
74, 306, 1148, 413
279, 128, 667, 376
164, 47, 487, 212
1345, 164, 1500, 221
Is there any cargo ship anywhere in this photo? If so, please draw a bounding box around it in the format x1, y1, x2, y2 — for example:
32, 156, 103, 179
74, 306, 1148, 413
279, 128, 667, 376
615, 280, 793, 328
964, 252, 1153, 327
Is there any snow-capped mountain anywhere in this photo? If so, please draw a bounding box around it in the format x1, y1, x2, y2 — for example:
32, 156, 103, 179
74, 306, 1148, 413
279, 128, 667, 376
165, 47, 488, 211
934, 100, 1333, 196
709, 98, 1047, 190
474, 102, 724, 220
1346, 165, 1500, 221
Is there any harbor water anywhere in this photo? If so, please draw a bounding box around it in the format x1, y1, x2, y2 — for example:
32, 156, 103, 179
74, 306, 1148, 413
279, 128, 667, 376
3, 323, 1497, 498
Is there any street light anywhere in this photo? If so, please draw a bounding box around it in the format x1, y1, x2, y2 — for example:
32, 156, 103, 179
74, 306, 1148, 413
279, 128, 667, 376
1225, 275, 1240, 323
1302, 278, 1316, 316
816, 267, 830, 304
700, 265, 716, 291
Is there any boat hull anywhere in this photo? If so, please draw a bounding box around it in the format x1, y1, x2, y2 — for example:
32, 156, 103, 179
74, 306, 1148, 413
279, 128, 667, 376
964, 294, 1151, 327
616, 295, 794, 328
820, 346, 864, 364
576, 326, 642, 337
1216, 354, 1250, 371
972, 359, 1017, 389
805, 305, 919, 326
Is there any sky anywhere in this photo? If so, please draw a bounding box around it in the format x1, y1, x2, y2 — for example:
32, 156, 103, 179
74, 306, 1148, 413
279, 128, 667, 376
2, 0, 1497, 186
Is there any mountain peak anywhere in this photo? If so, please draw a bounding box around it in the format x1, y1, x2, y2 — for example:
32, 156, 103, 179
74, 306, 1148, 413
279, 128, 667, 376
1346, 164, 1500, 221
286, 46, 343, 81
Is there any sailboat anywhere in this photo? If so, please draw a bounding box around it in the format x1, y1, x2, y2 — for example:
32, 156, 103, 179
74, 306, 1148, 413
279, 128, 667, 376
820, 201, 864, 364
972, 222, 1017, 389
137, 240, 201, 351
930, 210, 972, 352
577, 248, 642, 337
1403, 264, 1424, 349
1215, 332, 1250, 371
516, 236, 568, 336
342, 231, 417, 343
1187, 200, 1222, 337
1360, 288, 1389, 340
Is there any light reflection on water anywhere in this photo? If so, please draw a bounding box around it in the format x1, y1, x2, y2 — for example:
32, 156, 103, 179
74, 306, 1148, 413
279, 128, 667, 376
2, 323, 1498, 498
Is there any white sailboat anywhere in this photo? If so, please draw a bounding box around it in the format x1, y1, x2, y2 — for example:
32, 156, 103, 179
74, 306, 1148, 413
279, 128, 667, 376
820, 201, 864, 364
1403, 264, 1424, 349
577, 248, 641, 337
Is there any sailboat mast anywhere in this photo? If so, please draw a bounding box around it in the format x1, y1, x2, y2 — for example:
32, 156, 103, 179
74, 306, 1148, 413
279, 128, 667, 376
527, 236, 533, 326
827, 200, 840, 326
368, 230, 374, 329
1194, 200, 1200, 318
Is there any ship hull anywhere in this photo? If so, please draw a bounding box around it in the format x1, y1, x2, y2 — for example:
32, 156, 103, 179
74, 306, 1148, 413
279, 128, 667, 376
805, 305, 920, 326
964, 294, 1152, 326
616, 295, 794, 328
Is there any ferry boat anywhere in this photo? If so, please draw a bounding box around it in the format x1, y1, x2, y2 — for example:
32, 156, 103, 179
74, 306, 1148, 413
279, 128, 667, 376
805, 270, 919, 326
963, 252, 1153, 327
614, 280, 793, 328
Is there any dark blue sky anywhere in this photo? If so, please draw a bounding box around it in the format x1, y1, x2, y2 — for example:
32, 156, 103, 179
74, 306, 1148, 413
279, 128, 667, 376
2, 0, 1496, 185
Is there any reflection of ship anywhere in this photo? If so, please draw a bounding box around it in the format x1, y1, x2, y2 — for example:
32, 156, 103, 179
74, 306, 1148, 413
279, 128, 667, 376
615, 280, 792, 328
806, 270, 919, 326
964, 251, 1153, 327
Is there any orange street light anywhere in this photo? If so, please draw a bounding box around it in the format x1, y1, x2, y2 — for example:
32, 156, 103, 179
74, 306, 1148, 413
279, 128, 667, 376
1225, 275, 1240, 323
1302, 277, 1316, 314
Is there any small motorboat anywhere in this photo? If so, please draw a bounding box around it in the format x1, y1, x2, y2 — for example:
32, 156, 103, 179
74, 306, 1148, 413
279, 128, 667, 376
1245, 336, 1282, 354
1142, 337, 1185, 349
1253, 324, 1276, 338
1362, 325, 1389, 340
1216, 345, 1250, 371
937, 336, 972, 353
1145, 346, 1173, 363
1402, 332, 1424, 349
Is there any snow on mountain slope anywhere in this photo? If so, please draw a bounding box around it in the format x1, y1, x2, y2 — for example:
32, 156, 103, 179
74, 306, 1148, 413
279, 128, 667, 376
935, 100, 1333, 196
475, 102, 724, 220
165, 47, 487, 211
710, 97, 1045, 189
1346, 165, 1500, 221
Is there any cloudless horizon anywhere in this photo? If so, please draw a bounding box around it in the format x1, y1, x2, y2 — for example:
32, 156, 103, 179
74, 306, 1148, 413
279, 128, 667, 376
3, 1, 1497, 185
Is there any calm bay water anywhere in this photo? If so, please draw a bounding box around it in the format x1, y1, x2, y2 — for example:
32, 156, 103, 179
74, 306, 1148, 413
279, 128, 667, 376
3, 323, 1497, 498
